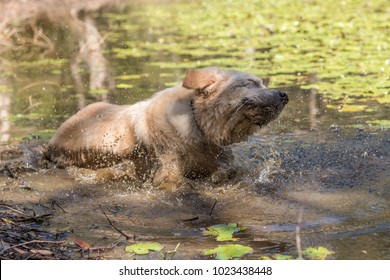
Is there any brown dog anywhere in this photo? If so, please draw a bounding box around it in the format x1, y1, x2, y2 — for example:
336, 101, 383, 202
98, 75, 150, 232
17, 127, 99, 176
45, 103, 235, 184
46, 67, 288, 187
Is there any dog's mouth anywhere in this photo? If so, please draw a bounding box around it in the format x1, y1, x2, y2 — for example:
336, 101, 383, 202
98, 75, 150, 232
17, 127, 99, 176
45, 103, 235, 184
243, 102, 286, 128
239, 89, 288, 127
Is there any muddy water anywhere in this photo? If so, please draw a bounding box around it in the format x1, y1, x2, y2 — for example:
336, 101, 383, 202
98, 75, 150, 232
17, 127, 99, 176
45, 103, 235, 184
1, 118, 389, 259
1, 1, 390, 259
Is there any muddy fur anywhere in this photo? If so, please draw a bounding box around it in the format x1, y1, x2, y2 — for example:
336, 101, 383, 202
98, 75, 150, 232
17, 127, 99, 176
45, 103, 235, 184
46, 67, 288, 188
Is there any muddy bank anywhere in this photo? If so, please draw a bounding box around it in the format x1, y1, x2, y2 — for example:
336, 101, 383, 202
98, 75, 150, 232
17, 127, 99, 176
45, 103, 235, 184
0, 203, 110, 260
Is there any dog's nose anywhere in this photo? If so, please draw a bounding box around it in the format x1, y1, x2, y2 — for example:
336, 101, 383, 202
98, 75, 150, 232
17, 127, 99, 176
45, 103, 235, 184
278, 91, 288, 104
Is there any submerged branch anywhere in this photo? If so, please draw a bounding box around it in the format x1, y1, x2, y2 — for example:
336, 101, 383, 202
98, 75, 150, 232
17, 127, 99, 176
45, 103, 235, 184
99, 205, 134, 241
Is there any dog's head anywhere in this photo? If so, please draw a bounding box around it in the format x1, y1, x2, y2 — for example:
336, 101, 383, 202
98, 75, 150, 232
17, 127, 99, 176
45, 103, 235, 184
183, 67, 288, 145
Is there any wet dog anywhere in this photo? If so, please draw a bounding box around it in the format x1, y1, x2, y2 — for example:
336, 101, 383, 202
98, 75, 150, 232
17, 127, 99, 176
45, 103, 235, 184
46, 67, 288, 188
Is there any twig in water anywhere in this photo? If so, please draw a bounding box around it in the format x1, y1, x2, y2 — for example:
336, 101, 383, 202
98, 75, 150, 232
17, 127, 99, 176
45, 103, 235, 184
209, 200, 218, 216
182, 216, 199, 222
2, 240, 64, 253
0, 203, 26, 216
99, 205, 134, 241
164, 243, 181, 260
51, 200, 66, 213
4, 165, 18, 179
295, 208, 304, 259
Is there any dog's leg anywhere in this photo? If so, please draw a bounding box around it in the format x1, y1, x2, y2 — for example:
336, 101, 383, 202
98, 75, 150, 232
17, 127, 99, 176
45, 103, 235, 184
210, 148, 237, 184
152, 152, 183, 191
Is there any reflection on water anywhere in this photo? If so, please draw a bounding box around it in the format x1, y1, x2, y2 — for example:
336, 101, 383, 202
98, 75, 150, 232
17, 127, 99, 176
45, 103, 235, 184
0, 75, 11, 142
0, 0, 389, 260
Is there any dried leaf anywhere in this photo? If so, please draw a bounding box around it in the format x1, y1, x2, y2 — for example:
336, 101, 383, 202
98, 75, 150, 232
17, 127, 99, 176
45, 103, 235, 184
30, 249, 53, 255
73, 238, 91, 249
1, 218, 14, 224
13, 247, 27, 254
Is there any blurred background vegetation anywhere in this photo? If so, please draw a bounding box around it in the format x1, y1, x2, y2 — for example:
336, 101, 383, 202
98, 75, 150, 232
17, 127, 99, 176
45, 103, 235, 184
0, 0, 389, 143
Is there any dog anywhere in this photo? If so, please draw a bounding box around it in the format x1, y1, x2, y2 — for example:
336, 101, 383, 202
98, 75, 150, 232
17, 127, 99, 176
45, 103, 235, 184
46, 67, 288, 188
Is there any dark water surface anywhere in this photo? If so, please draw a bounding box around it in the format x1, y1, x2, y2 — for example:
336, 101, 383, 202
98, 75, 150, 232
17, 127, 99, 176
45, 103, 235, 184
0, 0, 389, 259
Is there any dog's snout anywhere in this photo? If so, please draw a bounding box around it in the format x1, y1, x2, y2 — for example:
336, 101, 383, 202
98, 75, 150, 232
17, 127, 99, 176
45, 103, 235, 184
278, 91, 287, 98
277, 91, 288, 104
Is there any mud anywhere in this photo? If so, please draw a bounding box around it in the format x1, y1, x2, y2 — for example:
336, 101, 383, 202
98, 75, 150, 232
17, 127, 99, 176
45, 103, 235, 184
1, 129, 389, 259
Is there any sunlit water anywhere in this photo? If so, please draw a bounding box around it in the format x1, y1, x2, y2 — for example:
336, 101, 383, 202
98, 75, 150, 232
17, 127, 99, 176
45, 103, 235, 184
0, 0, 389, 259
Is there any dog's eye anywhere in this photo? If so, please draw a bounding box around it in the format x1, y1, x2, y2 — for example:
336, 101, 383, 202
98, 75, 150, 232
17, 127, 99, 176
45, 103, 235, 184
248, 79, 260, 87
236, 80, 260, 89
239, 80, 260, 88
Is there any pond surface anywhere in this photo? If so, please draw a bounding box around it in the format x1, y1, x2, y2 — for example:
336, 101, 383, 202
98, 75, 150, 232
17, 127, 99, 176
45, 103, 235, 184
0, 0, 389, 259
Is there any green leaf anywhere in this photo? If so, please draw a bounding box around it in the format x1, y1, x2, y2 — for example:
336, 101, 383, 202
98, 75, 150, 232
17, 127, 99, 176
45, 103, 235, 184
374, 95, 390, 104
203, 223, 246, 241
88, 89, 109, 95
303, 246, 334, 260
116, 74, 146, 80
274, 254, 294, 260
164, 81, 180, 87
259, 256, 273, 260
125, 242, 163, 255
339, 105, 368, 113
259, 254, 294, 260
367, 119, 390, 129
116, 83, 134, 89
202, 244, 253, 260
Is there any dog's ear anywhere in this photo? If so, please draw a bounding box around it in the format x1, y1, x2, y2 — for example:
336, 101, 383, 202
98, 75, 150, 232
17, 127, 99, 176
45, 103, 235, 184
261, 77, 270, 88
182, 68, 218, 90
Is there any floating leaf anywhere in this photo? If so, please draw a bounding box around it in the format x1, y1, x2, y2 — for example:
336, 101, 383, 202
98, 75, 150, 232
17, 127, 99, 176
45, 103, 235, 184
326, 104, 340, 110
203, 244, 253, 260
274, 254, 294, 260
116, 83, 134, 89
19, 58, 67, 68
116, 74, 145, 80
260, 254, 294, 260
303, 246, 334, 260
374, 95, 390, 104
125, 242, 163, 255
367, 120, 390, 129
259, 256, 273, 260
203, 223, 246, 241
339, 105, 368, 113
164, 81, 180, 87
160, 73, 176, 77
88, 89, 109, 95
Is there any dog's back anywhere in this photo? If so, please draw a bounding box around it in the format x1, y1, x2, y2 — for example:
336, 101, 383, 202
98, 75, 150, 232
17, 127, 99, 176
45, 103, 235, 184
46, 102, 137, 167
46, 86, 201, 168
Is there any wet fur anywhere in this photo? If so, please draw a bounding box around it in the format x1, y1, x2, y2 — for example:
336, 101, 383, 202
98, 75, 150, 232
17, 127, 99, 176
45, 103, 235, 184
46, 68, 287, 187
